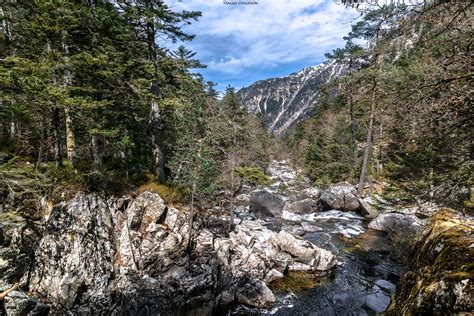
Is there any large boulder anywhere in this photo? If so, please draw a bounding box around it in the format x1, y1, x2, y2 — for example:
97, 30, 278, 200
302, 187, 322, 200
320, 184, 360, 211
283, 198, 320, 214
387, 209, 473, 314
249, 190, 285, 218
20, 193, 218, 314
273, 230, 335, 271
395, 202, 441, 219
368, 213, 424, 235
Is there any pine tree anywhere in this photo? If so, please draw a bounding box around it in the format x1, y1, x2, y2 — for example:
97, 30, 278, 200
118, 0, 201, 182
326, 40, 367, 175
169, 45, 206, 69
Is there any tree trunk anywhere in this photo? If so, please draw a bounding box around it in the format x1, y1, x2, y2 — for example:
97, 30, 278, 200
150, 99, 166, 182
145, 1, 166, 182
376, 121, 383, 173
350, 98, 358, 171
188, 142, 202, 250
188, 180, 195, 250
357, 28, 380, 195
10, 121, 15, 138
229, 125, 237, 230
357, 78, 377, 195
348, 58, 358, 174
52, 108, 62, 168
62, 32, 76, 163
2, 4, 18, 142
35, 120, 46, 170
91, 135, 102, 168
64, 107, 75, 161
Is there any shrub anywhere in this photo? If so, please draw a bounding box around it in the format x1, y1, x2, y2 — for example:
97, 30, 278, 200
235, 166, 273, 186
137, 182, 186, 204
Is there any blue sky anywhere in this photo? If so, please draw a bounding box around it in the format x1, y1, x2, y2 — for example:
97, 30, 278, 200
165, 0, 360, 91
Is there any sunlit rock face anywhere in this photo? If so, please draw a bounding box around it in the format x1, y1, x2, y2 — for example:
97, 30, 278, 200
237, 60, 345, 136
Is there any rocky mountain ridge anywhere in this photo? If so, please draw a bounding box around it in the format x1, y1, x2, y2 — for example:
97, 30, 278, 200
237, 60, 345, 135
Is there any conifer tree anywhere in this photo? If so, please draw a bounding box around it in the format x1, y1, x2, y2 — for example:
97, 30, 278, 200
169, 45, 206, 69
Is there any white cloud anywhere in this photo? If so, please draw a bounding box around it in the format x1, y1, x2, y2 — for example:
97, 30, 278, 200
207, 56, 243, 73
165, 0, 360, 79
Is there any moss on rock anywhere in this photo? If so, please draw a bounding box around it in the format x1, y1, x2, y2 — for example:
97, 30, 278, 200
387, 208, 473, 314
269, 271, 329, 294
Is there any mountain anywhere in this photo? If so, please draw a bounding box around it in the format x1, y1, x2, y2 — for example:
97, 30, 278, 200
237, 60, 345, 136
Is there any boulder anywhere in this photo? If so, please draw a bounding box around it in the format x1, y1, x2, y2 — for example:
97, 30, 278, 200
235, 193, 251, 203
284, 198, 320, 214
281, 210, 302, 222
282, 224, 305, 236
236, 281, 276, 308
395, 202, 441, 219
301, 221, 323, 233
387, 209, 474, 314
359, 199, 379, 219
249, 190, 285, 218
225, 220, 336, 278
368, 213, 424, 235
273, 230, 336, 271
366, 290, 391, 313
320, 184, 360, 211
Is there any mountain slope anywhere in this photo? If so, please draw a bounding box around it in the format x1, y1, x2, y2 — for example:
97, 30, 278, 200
237, 60, 345, 135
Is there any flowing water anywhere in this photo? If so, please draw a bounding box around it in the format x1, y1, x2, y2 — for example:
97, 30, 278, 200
231, 210, 406, 315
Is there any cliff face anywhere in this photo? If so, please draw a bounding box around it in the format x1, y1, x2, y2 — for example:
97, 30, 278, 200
237, 60, 345, 136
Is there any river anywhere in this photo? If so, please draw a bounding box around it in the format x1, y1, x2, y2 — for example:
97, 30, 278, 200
231, 211, 405, 315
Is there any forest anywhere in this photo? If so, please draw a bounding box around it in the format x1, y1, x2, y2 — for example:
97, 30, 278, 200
0, 0, 275, 212
285, 1, 473, 211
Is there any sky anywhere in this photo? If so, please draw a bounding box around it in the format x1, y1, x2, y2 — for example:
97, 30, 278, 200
164, 0, 361, 91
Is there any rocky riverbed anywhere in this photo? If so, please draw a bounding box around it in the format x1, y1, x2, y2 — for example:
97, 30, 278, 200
1, 160, 472, 315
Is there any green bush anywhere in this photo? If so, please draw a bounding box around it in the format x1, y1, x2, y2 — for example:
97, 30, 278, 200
137, 182, 186, 204
235, 166, 273, 186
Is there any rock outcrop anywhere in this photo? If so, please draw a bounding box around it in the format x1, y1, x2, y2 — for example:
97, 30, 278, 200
0, 192, 336, 315
387, 209, 473, 314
